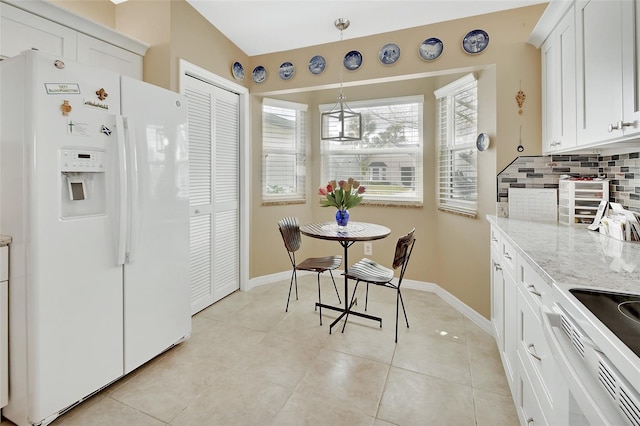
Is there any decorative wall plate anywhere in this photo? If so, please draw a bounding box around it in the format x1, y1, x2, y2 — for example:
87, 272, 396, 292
252, 65, 267, 84
476, 133, 490, 151
231, 61, 244, 80
378, 42, 400, 65
308, 55, 326, 75
343, 50, 363, 71
462, 29, 489, 55
278, 62, 295, 80
419, 37, 443, 61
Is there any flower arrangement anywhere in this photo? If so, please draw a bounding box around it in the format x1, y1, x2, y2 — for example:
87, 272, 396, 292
318, 178, 365, 210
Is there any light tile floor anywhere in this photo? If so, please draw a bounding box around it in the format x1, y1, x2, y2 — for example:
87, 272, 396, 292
1, 275, 519, 425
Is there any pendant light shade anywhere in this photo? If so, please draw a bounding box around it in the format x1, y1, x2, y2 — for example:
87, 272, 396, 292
321, 18, 363, 142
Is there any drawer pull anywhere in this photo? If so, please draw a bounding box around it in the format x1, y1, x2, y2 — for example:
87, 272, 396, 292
526, 285, 541, 297
491, 237, 498, 242
527, 418, 534, 425
493, 262, 502, 271
527, 344, 542, 361
504, 253, 512, 260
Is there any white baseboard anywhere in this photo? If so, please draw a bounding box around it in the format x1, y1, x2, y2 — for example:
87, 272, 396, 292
248, 272, 494, 336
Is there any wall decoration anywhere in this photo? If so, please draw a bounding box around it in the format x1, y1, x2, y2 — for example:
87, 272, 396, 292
419, 37, 443, 61
343, 50, 363, 71
462, 29, 489, 55
231, 62, 244, 81
279, 62, 295, 81
378, 42, 400, 65
308, 55, 326, 75
516, 84, 526, 115
476, 133, 490, 151
252, 65, 266, 84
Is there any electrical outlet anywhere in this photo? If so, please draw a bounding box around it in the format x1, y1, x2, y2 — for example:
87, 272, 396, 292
364, 242, 373, 256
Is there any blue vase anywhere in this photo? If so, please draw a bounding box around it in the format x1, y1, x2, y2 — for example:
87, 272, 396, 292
335, 209, 350, 228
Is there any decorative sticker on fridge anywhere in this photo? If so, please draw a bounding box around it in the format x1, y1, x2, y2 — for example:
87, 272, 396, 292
60, 100, 72, 116
45, 83, 80, 95
84, 99, 109, 111
66, 120, 90, 137
95, 88, 108, 100
101, 125, 112, 136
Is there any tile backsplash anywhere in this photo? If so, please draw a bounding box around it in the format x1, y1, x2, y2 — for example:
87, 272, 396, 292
497, 152, 640, 216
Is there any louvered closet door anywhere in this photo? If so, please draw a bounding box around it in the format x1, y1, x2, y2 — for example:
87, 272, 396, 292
184, 76, 240, 314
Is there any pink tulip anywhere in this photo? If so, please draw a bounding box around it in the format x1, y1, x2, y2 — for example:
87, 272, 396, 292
358, 186, 365, 194
318, 186, 327, 196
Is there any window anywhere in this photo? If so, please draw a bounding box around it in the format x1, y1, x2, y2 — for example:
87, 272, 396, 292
262, 98, 307, 203
435, 74, 478, 216
319, 95, 423, 205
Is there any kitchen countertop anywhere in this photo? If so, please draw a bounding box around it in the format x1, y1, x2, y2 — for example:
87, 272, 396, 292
0, 235, 11, 247
487, 215, 640, 295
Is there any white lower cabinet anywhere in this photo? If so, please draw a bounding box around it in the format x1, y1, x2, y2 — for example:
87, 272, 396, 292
0, 245, 8, 408
491, 224, 558, 424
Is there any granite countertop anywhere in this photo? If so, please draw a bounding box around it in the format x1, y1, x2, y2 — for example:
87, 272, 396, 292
0, 235, 11, 247
487, 215, 640, 295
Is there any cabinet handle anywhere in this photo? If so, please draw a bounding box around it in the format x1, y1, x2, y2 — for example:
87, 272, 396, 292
608, 121, 633, 132
491, 237, 498, 242
527, 344, 542, 361
527, 285, 541, 297
504, 253, 512, 260
493, 262, 502, 271
527, 418, 534, 425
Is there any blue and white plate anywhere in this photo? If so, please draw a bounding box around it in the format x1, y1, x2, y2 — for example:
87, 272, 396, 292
279, 62, 295, 81
308, 55, 326, 75
344, 50, 363, 71
252, 65, 267, 84
231, 61, 244, 80
419, 37, 443, 61
378, 42, 400, 65
462, 29, 489, 55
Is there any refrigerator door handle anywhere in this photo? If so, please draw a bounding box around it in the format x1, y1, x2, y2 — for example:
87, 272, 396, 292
115, 115, 128, 266
123, 117, 139, 263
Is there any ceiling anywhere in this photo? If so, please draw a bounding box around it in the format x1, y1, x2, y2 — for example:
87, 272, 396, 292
186, 1, 548, 56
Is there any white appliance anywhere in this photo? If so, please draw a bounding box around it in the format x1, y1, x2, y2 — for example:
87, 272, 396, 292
0, 50, 191, 426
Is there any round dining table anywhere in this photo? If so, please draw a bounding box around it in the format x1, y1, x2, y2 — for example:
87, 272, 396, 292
299, 221, 391, 334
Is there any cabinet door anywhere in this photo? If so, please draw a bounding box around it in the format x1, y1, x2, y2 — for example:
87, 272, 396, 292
576, 0, 626, 145
541, 37, 558, 152
491, 249, 505, 352
556, 7, 577, 150
0, 2, 76, 60
76, 33, 142, 79
621, 0, 640, 138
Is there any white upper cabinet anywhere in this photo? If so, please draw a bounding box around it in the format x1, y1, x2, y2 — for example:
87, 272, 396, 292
532, 0, 640, 152
0, 2, 77, 60
541, 5, 576, 153
575, 0, 639, 146
0, 1, 147, 79
77, 34, 142, 80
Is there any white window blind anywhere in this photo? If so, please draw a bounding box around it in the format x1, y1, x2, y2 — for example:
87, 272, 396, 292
262, 98, 307, 203
435, 74, 478, 216
319, 95, 423, 205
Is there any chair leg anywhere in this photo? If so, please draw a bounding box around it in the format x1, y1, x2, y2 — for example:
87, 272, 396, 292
328, 270, 341, 304
285, 269, 296, 312
365, 283, 370, 311
395, 289, 400, 343
341, 281, 360, 333
317, 273, 322, 326
398, 289, 409, 327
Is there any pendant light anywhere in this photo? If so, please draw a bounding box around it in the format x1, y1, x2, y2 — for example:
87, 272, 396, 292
321, 18, 363, 142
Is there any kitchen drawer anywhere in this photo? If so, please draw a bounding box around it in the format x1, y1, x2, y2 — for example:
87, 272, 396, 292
517, 356, 550, 426
490, 225, 501, 253
518, 256, 548, 316
517, 285, 555, 411
0, 246, 7, 282
501, 236, 517, 278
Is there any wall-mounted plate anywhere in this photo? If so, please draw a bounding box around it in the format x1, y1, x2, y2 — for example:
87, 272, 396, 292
308, 55, 326, 75
462, 29, 489, 55
231, 62, 244, 80
344, 50, 363, 71
252, 65, 267, 84
279, 62, 295, 81
419, 37, 443, 61
378, 42, 400, 65
476, 133, 490, 151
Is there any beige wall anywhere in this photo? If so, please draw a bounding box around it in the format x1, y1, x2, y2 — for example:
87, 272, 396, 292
50, 0, 116, 28
52, 0, 546, 319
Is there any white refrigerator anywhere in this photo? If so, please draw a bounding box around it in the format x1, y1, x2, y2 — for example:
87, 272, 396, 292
0, 50, 191, 426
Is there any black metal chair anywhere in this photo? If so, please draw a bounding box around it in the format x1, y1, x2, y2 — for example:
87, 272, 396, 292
278, 217, 342, 315
343, 228, 416, 342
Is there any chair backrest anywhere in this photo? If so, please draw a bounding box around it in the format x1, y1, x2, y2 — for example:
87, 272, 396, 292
278, 217, 302, 253
392, 228, 416, 276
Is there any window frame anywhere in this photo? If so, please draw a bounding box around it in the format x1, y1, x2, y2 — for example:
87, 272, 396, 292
319, 95, 424, 206
434, 73, 479, 217
261, 98, 308, 204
